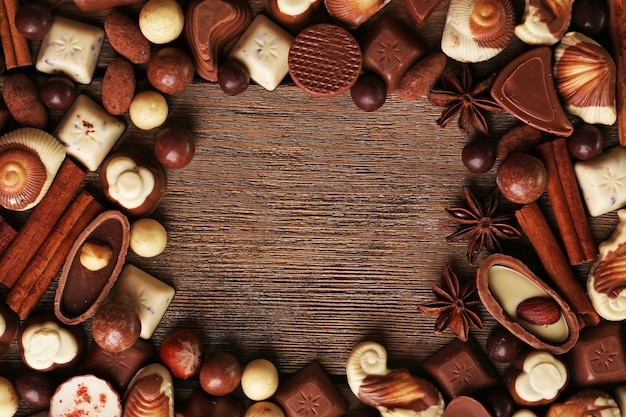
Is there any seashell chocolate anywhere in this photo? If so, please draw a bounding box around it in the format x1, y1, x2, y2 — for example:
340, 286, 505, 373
554, 31, 617, 126
124, 363, 174, 417
324, 0, 390, 29
441, 0, 515, 63
515, 0, 573, 45
476, 254, 580, 354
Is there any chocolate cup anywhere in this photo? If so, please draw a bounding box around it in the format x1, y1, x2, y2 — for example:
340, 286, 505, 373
265, 0, 322, 30
476, 254, 580, 354
54, 210, 130, 325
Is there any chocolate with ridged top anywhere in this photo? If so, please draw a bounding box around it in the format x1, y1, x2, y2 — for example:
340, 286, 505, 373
443, 396, 491, 417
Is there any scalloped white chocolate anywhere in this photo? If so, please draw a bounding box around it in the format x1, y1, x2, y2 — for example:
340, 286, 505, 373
554, 32, 617, 125
441, 0, 514, 63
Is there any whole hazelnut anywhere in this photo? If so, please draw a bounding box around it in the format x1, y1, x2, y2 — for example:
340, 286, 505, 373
92, 301, 141, 352
496, 153, 547, 204
199, 351, 242, 396
147, 47, 195, 95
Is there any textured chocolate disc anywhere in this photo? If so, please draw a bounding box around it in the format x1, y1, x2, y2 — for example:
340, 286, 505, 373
288, 23, 362, 97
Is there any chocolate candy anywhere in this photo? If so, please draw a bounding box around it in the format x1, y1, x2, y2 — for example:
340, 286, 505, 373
490, 47, 573, 137
569, 322, 626, 387
199, 351, 242, 396
496, 153, 547, 204
177, 388, 244, 417
546, 390, 620, 417
288, 24, 361, 97
124, 363, 174, 417
423, 337, 498, 399
147, 47, 195, 95
360, 15, 425, 93
486, 325, 524, 363
443, 396, 491, 417
80, 338, 155, 391
54, 210, 130, 324
92, 301, 142, 353
73, 0, 144, 11
50, 374, 121, 416
266, 0, 321, 30
0, 300, 19, 358
274, 362, 347, 417
402, 0, 444, 28
350, 74, 387, 112
14, 369, 55, 406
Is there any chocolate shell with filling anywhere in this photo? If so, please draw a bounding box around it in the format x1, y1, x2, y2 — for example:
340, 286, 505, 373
124, 363, 174, 417
476, 254, 580, 354
266, 0, 322, 30
54, 210, 130, 325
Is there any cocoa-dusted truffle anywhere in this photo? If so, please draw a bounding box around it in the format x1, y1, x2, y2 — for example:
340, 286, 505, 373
496, 153, 547, 204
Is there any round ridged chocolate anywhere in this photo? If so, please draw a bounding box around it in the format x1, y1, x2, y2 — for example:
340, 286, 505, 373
288, 23, 361, 97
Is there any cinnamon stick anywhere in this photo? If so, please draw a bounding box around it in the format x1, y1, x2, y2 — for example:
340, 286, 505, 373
0, 159, 87, 289
16, 196, 104, 318
536, 140, 596, 265
516, 203, 600, 327
0, 0, 15, 69
0, 215, 16, 256
609, 0, 626, 146
6, 190, 103, 316
0, 0, 32, 69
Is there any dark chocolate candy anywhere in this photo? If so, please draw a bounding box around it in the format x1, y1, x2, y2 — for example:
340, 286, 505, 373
274, 362, 347, 417
176, 388, 244, 417
490, 47, 573, 137
80, 338, 154, 391
72, 0, 143, 11
569, 322, 626, 387
402, 0, 444, 28
422, 337, 498, 399
288, 24, 362, 98
443, 396, 490, 417
361, 15, 425, 93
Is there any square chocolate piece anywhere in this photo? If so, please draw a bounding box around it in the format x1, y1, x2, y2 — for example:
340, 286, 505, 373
274, 362, 347, 417
360, 15, 425, 93
569, 322, 626, 387
423, 337, 498, 399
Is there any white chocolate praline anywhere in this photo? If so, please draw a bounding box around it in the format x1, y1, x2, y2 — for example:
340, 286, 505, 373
277, 0, 317, 16
139, 0, 184, 44
488, 265, 568, 343
130, 218, 167, 257
36, 16, 104, 84
106, 156, 156, 210
514, 0, 573, 45
129, 91, 169, 130
50, 375, 121, 417
21, 321, 79, 370
588, 209, 626, 320
575, 146, 626, 217
514, 351, 567, 403
229, 15, 294, 91
55, 95, 125, 172
108, 264, 175, 339
0, 376, 18, 417
241, 359, 280, 401
245, 401, 286, 417
512, 410, 538, 417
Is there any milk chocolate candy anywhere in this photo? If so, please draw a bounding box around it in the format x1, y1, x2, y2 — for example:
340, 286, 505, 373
443, 396, 491, 417
176, 388, 244, 417
422, 337, 499, 399
266, 0, 322, 30
476, 254, 580, 354
402, 0, 444, 28
288, 24, 362, 97
124, 363, 174, 417
274, 362, 347, 417
360, 15, 425, 93
491, 47, 573, 137
74, 0, 145, 12
546, 390, 620, 417
569, 322, 626, 387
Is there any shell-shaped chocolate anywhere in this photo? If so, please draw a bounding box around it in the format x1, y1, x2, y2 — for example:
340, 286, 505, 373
324, 0, 390, 29
54, 210, 130, 325
124, 363, 174, 417
514, 0, 573, 45
0, 128, 65, 211
441, 0, 514, 63
554, 32, 617, 125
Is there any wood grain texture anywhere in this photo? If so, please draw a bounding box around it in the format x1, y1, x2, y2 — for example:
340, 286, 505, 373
0, 0, 621, 415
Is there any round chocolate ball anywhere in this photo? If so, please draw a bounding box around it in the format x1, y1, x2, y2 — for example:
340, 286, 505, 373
147, 47, 195, 95
571, 0, 609, 37
462, 137, 496, 173
496, 153, 547, 204
218, 59, 250, 96
486, 325, 524, 363
199, 351, 242, 396
567, 123, 604, 160
14, 370, 55, 406
15, 2, 53, 40
478, 386, 515, 417
154, 126, 195, 169
91, 301, 141, 352
40, 77, 76, 111
350, 74, 386, 112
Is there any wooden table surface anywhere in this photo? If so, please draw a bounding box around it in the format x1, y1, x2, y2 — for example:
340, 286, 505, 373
0, 0, 621, 415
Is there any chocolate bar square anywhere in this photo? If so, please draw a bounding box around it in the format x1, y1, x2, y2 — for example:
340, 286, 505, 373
423, 337, 498, 399
569, 322, 626, 387
274, 362, 347, 417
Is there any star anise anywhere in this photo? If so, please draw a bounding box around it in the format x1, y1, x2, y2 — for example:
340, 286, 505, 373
417, 265, 482, 342
427, 64, 501, 135
446, 187, 521, 264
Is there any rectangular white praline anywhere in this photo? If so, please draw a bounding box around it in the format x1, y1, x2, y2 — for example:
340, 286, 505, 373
54, 95, 125, 171
36, 16, 104, 84
574, 146, 626, 217
229, 14, 293, 91
109, 264, 175, 340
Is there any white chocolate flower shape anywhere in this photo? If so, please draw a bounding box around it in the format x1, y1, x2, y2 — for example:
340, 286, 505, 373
106, 156, 155, 210
514, 351, 568, 403
588, 210, 626, 320
21, 321, 78, 370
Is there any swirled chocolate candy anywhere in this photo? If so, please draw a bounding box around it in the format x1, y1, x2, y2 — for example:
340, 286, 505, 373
288, 24, 362, 97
